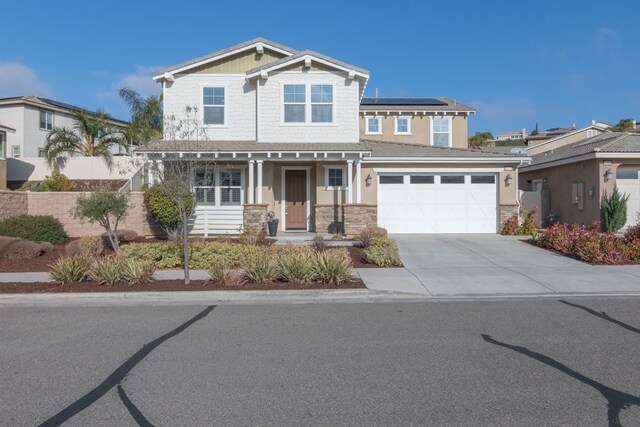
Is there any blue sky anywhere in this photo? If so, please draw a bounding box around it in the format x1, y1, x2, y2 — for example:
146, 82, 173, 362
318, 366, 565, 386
1, 0, 638, 135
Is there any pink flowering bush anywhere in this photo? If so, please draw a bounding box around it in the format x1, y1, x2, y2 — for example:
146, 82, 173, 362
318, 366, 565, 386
536, 221, 629, 264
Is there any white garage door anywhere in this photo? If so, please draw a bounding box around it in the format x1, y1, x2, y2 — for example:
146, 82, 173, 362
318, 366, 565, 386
616, 167, 640, 229
378, 173, 498, 234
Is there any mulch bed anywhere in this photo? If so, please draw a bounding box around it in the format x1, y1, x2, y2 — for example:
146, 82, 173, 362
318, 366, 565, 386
0, 278, 366, 294
0, 240, 381, 273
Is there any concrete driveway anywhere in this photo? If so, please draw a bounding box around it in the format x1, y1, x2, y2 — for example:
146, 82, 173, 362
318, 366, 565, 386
359, 234, 640, 296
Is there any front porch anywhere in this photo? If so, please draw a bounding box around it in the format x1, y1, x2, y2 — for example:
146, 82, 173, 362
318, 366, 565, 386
143, 144, 376, 236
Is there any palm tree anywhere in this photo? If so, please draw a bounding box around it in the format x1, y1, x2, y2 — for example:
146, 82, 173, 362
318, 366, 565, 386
118, 87, 163, 145
44, 110, 128, 169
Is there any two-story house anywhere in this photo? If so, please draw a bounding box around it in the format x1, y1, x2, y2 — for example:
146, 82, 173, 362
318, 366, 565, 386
140, 38, 529, 235
0, 96, 130, 186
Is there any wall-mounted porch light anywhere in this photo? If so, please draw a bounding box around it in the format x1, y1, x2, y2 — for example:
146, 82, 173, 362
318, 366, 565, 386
504, 174, 513, 187
365, 174, 372, 187
604, 169, 613, 182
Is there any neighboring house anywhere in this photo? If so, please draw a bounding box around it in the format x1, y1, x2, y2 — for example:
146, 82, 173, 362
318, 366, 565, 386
358, 97, 474, 147
141, 38, 529, 235
494, 129, 528, 142
0, 96, 130, 186
519, 132, 640, 228
526, 121, 609, 155
524, 125, 579, 146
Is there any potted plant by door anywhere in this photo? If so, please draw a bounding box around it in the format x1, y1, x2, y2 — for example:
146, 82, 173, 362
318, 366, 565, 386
266, 211, 279, 237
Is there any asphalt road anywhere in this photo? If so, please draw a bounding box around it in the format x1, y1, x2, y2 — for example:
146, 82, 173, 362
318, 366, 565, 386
2, 299, 640, 426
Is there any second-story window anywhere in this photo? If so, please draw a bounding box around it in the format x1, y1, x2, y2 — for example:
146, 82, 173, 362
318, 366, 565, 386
203, 87, 225, 125
432, 116, 452, 147
311, 85, 333, 123
366, 116, 381, 134
395, 116, 411, 134
39, 110, 53, 130
284, 84, 306, 123
283, 84, 333, 124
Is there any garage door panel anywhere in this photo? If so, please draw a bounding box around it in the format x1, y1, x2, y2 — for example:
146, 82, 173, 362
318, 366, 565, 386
378, 173, 497, 234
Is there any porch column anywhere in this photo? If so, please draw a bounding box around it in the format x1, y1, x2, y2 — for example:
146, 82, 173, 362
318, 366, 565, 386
256, 160, 263, 203
155, 160, 164, 183
248, 160, 255, 204
147, 160, 154, 186
347, 160, 354, 204
355, 160, 362, 203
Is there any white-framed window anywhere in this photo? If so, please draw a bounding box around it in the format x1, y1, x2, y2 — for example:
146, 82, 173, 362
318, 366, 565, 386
203, 87, 225, 125
283, 84, 306, 123
324, 166, 346, 190
394, 116, 411, 135
193, 168, 243, 206
311, 84, 333, 123
366, 116, 381, 134
39, 110, 53, 130
283, 84, 334, 124
12, 146, 20, 158
219, 168, 242, 205
587, 129, 598, 138
431, 116, 452, 147
38, 148, 46, 158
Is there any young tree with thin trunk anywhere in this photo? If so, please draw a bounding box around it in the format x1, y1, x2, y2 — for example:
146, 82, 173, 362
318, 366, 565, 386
147, 106, 212, 284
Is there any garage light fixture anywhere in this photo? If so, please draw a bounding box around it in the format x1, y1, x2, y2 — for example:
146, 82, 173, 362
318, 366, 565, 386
365, 174, 372, 187
504, 174, 513, 187
604, 169, 613, 182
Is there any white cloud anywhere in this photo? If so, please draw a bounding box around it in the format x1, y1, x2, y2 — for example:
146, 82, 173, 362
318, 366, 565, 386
0, 62, 52, 97
594, 27, 621, 53
97, 66, 162, 101
470, 98, 536, 121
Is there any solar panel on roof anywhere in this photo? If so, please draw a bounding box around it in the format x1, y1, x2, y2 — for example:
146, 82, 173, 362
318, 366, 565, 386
360, 97, 447, 106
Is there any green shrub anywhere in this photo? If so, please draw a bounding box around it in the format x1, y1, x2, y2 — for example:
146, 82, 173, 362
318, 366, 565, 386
89, 256, 126, 285
120, 242, 183, 268
601, 186, 629, 232
313, 249, 353, 285
364, 237, 403, 267
238, 225, 265, 245
0, 214, 68, 244
360, 225, 387, 247
206, 261, 241, 286
144, 185, 194, 231
280, 246, 315, 285
312, 235, 328, 251
122, 259, 155, 285
78, 235, 104, 257
49, 255, 91, 284
39, 170, 76, 192
242, 254, 280, 283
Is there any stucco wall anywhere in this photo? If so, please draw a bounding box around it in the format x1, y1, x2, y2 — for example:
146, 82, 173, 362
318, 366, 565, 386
519, 159, 602, 225
7, 156, 137, 182
359, 114, 468, 148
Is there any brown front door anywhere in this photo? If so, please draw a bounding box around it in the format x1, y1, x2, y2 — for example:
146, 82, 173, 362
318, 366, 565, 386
284, 169, 307, 230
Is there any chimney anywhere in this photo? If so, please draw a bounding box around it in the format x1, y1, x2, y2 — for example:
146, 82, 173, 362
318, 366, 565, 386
374, 88, 379, 100
522, 128, 526, 138
592, 119, 596, 125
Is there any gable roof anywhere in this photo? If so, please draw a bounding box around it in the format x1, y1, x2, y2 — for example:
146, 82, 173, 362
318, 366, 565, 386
152, 37, 298, 80
245, 49, 369, 78
523, 132, 640, 169
0, 96, 129, 125
527, 123, 608, 151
